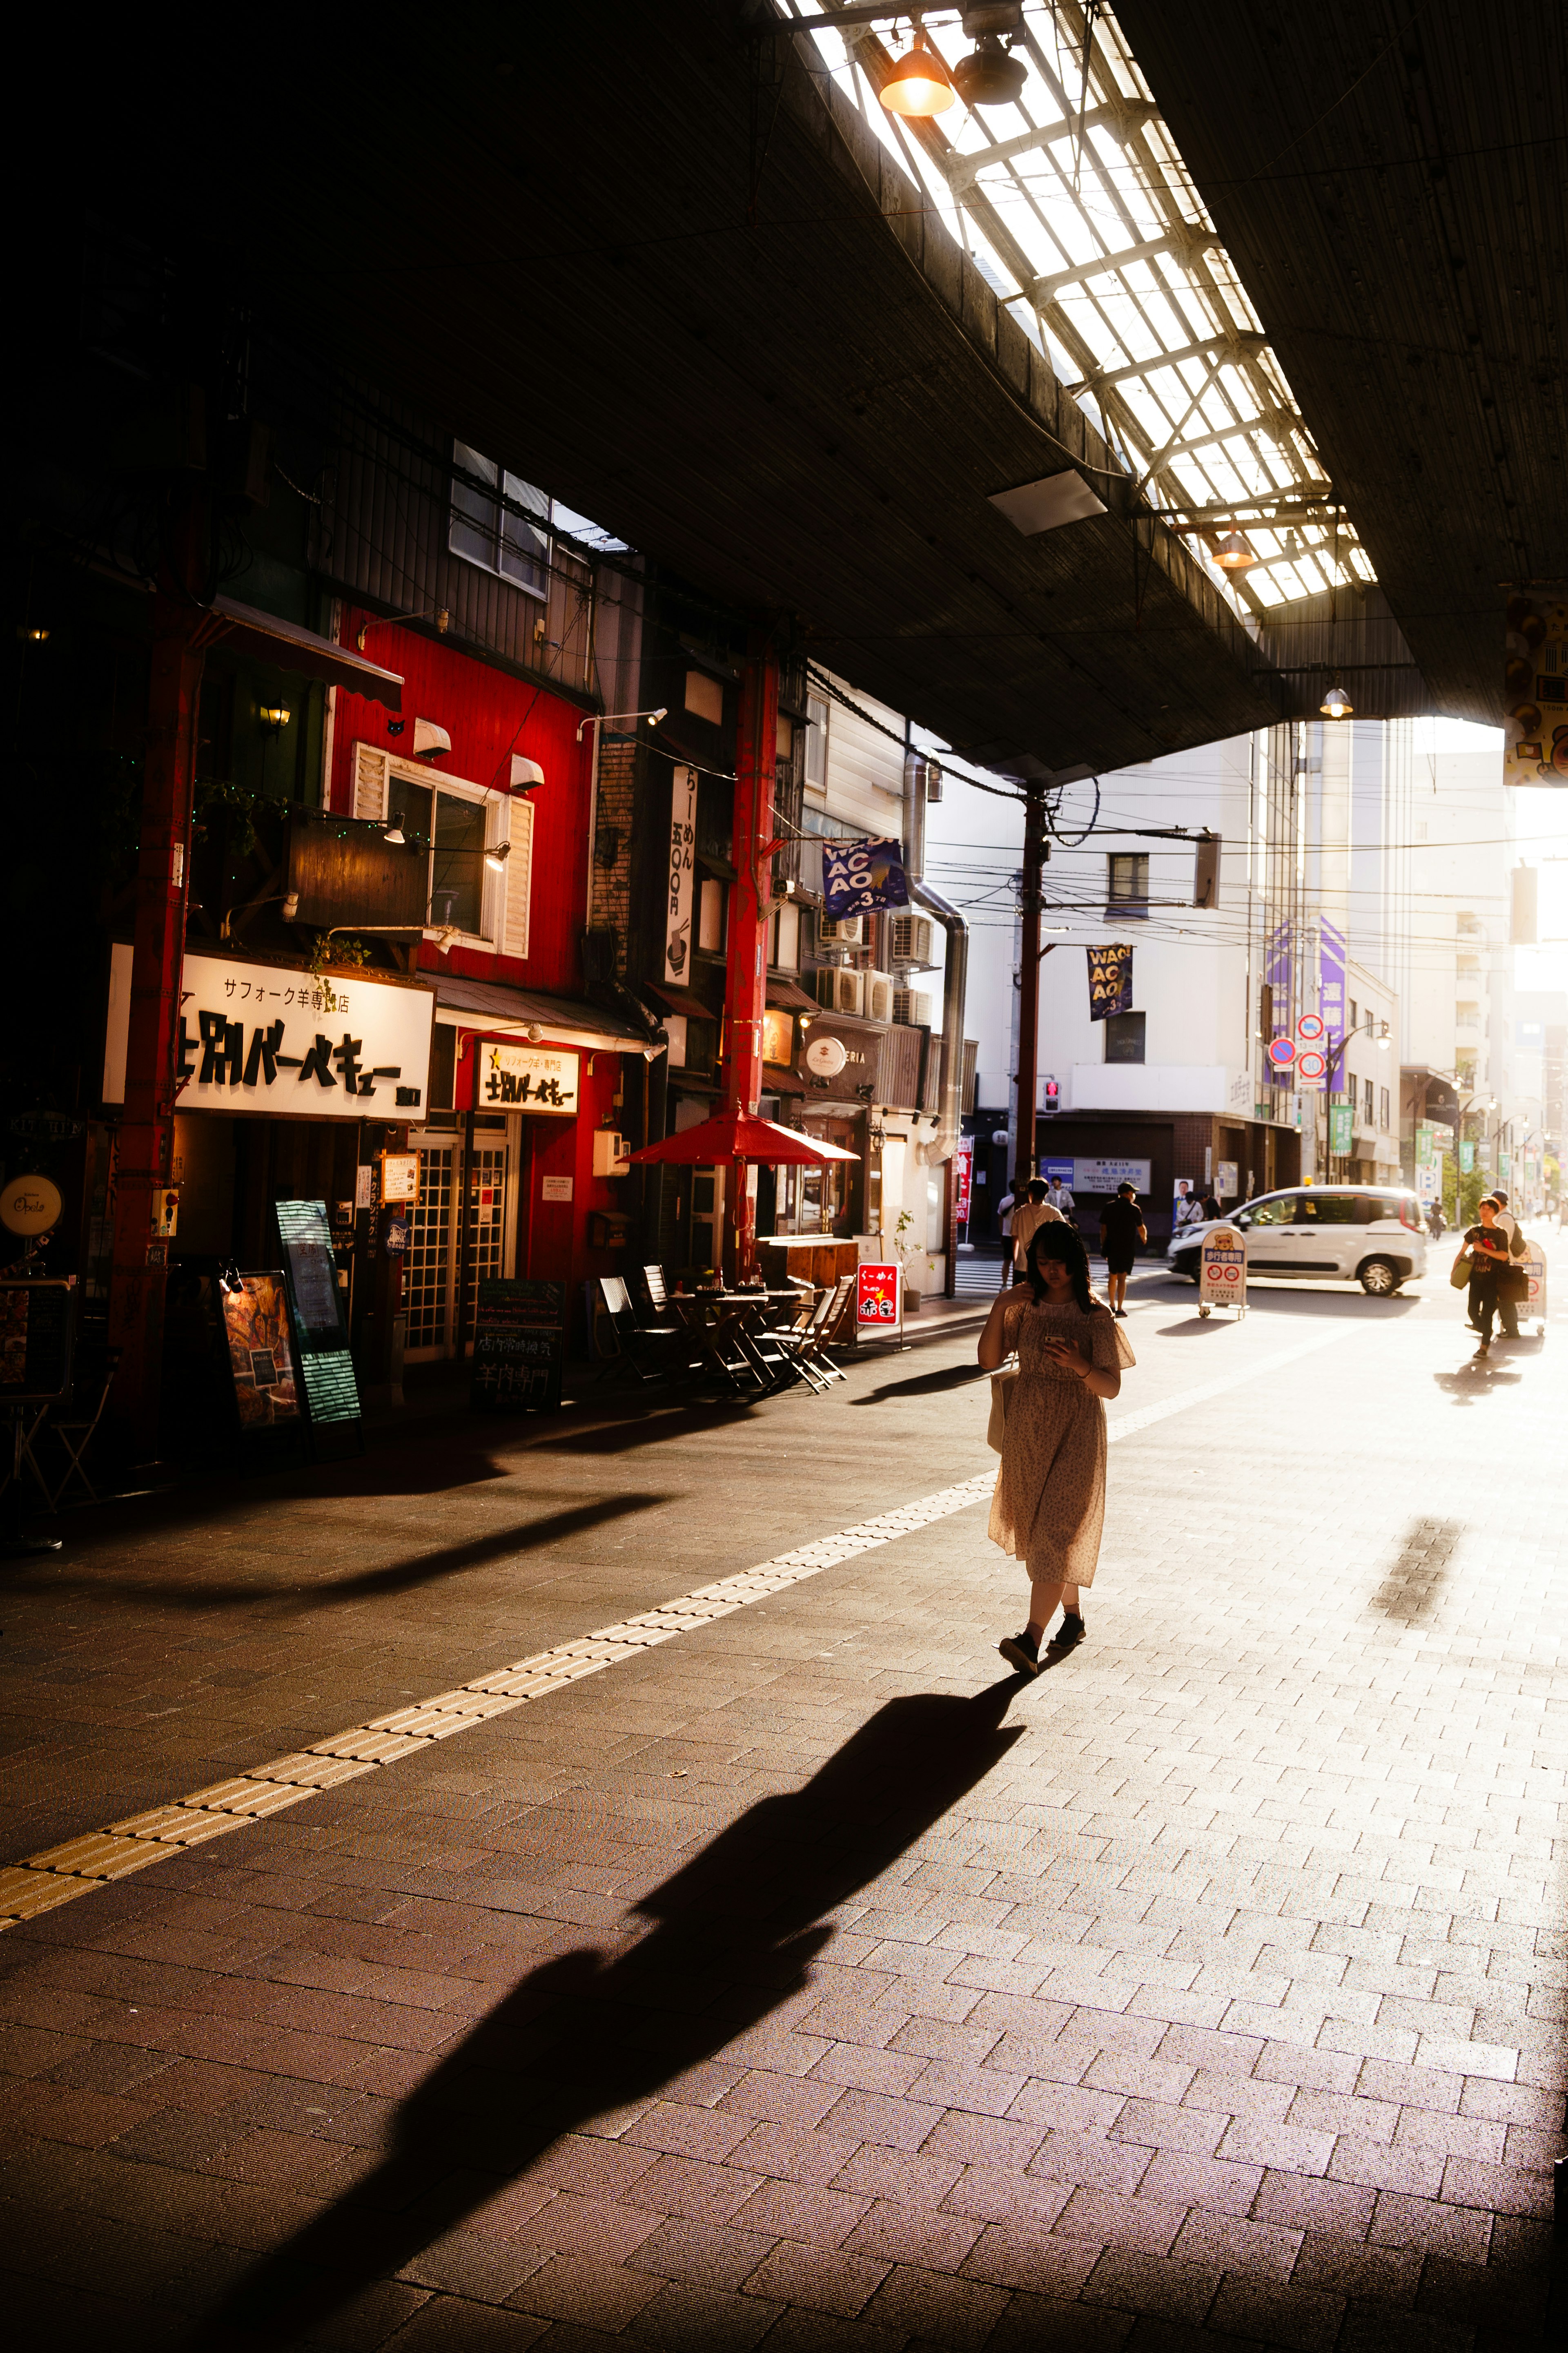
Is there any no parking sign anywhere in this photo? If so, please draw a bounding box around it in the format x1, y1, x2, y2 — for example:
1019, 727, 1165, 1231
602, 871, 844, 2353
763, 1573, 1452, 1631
1199, 1224, 1247, 1317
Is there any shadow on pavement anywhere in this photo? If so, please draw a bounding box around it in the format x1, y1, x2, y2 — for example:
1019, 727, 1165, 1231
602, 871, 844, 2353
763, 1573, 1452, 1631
3, 1494, 671, 1613
849, 1363, 989, 1405
184, 1682, 1025, 2347
1431, 1364, 1526, 1402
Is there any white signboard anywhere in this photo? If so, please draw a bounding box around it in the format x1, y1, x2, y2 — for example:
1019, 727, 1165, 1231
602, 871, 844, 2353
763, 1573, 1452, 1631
1199, 1224, 1247, 1317
1073, 1157, 1151, 1195
1524, 1239, 1547, 1331
173, 952, 434, 1121
664, 765, 698, 983
1216, 1160, 1238, 1199
480, 1042, 579, 1115
541, 1174, 574, 1202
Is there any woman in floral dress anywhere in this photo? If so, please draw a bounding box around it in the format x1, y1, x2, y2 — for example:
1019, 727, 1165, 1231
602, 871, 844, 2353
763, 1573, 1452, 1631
977, 1219, 1135, 1675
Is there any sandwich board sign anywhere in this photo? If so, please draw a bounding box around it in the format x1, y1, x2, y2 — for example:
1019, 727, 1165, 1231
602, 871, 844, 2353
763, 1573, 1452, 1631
1198, 1224, 1247, 1318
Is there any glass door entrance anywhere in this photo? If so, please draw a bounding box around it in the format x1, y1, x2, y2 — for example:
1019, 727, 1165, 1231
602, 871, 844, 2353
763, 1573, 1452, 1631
405, 1120, 514, 1359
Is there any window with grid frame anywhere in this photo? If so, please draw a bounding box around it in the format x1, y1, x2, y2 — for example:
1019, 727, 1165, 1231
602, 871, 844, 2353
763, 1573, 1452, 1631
1364, 1077, 1375, 1124
450, 442, 551, 596
1379, 1087, 1391, 1132
1106, 853, 1148, 920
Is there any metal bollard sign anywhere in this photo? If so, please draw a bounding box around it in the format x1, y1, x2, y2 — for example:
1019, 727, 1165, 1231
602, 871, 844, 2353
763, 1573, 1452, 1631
1198, 1224, 1247, 1318
1523, 1239, 1548, 1336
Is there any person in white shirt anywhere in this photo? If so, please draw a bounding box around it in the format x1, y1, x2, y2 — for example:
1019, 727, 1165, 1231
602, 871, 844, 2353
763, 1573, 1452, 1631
1043, 1177, 1074, 1216
1011, 1180, 1063, 1280
1487, 1190, 1525, 1340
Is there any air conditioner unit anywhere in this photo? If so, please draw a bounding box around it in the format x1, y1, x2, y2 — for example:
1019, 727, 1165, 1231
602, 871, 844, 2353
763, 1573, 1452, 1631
889, 914, 933, 966
817, 914, 863, 946
815, 966, 864, 1016
893, 988, 933, 1027
864, 970, 895, 1024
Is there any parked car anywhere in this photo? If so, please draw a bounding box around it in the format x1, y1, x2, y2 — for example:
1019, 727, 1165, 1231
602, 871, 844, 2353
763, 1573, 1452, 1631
1165, 1186, 1428, 1296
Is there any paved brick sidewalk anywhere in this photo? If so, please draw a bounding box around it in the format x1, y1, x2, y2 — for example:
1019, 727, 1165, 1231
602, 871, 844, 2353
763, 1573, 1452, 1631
1, 1256, 1565, 2348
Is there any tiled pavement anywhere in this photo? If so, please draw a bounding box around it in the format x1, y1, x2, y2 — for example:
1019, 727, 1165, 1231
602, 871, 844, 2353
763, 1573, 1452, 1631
2, 1249, 1566, 2348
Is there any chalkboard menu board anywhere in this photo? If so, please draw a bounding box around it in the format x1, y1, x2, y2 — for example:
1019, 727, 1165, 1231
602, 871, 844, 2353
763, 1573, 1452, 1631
471, 1278, 567, 1413
274, 1200, 362, 1430
0, 1278, 77, 1402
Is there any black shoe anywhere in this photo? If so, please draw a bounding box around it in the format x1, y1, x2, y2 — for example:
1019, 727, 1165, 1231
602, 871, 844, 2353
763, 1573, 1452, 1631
1113, 1308, 1127, 1320
998, 1629, 1040, 1677
1050, 1612, 1086, 1651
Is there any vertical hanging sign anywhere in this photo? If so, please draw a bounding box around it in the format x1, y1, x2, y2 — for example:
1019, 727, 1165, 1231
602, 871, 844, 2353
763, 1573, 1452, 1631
664, 765, 698, 983
1318, 919, 1346, 1064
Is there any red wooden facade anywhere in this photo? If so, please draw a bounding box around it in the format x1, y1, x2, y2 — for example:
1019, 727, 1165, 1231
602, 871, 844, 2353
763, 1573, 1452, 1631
329, 610, 635, 1323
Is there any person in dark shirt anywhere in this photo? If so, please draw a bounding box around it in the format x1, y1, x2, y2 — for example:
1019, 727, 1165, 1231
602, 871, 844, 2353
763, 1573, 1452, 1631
1098, 1182, 1147, 1319
1459, 1198, 1510, 1353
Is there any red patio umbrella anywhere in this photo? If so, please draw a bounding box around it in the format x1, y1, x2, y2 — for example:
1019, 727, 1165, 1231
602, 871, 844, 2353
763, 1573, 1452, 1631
625, 1109, 860, 1168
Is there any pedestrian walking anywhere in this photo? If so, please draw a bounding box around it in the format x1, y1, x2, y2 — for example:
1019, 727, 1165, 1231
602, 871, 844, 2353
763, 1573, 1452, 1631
1010, 1179, 1062, 1281
978, 1221, 1135, 1676
1457, 1197, 1510, 1354
1199, 1189, 1223, 1222
1487, 1189, 1526, 1339
1098, 1180, 1147, 1318
1043, 1173, 1075, 1218
1427, 1201, 1446, 1240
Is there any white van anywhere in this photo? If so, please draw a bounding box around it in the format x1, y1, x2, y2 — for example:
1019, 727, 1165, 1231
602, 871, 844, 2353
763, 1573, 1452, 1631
1167, 1186, 1428, 1296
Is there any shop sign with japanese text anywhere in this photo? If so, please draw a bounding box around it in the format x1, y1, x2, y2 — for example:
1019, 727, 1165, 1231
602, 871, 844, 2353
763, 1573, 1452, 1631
481, 1042, 580, 1114
172, 952, 434, 1120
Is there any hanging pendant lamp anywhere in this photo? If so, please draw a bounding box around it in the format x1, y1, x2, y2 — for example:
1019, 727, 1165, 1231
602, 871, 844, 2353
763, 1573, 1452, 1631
952, 33, 1027, 108
880, 30, 956, 116
1320, 681, 1354, 720
1214, 531, 1256, 571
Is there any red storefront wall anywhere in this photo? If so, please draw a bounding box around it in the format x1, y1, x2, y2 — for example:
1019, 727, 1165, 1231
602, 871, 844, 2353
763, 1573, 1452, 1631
330, 614, 631, 1313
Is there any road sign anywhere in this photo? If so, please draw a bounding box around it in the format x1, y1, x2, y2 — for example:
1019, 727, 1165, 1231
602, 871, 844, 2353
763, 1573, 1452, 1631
1198, 1224, 1247, 1318
1296, 1049, 1327, 1088
1524, 1240, 1547, 1334
1296, 1013, 1326, 1046
1267, 1037, 1296, 1071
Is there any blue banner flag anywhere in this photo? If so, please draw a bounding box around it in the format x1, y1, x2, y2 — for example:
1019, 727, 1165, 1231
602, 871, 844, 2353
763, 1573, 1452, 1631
822, 836, 909, 917
1086, 943, 1133, 1021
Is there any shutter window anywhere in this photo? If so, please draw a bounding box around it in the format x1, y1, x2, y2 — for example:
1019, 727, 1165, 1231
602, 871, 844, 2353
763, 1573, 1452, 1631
352, 743, 390, 821
502, 795, 534, 961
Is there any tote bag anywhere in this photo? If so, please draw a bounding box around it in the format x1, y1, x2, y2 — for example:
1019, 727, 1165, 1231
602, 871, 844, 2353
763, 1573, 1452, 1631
987, 1362, 1019, 1452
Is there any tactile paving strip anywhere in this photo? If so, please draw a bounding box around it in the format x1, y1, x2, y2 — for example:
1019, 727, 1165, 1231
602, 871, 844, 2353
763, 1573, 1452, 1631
0, 1325, 1344, 1930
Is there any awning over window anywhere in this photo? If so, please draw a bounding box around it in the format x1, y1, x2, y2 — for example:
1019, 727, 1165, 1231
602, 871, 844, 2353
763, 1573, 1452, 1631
646, 980, 717, 1022
204, 596, 404, 710
766, 978, 820, 1013
435, 974, 664, 1058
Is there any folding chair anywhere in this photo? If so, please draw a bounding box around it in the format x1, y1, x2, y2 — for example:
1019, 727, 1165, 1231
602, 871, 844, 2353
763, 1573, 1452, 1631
771, 1274, 855, 1389
592, 1276, 686, 1386
46, 1345, 121, 1509
806, 1272, 858, 1382
762, 1287, 837, 1395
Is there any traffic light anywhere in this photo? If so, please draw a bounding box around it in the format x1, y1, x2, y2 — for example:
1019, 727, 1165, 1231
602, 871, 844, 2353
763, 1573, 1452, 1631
1043, 1075, 1060, 1114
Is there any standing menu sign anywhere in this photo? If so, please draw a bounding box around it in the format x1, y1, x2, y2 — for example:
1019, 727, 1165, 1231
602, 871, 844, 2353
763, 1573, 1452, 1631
0, 1278, 77, 1401
274, 1200, 362, 1434
219, 1274, 302, 1428
855, 1262, 904, 1344
471, 1279, 567, 1412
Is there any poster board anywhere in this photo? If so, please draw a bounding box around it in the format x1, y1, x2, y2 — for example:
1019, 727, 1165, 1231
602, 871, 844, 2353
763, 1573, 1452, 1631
219, 1274, 302, 1427
855, 1261, 904, 1344
274, 1200, 362, 1431
471, 1278, 568, 1412
1199, 1225, 1247, 1317
0, 1278, 77, 1403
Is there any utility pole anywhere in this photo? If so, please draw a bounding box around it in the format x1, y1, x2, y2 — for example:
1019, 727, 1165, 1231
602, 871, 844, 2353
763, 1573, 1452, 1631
719, 627, 779, 1282
107, 477, 213, 1455
1014, 786, 1047, 1184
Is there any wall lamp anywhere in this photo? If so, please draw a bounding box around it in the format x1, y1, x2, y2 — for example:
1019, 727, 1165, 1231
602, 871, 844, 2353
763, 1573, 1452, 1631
219, 889, 300, 940
356, 607, 451, 651
257, 703, 291, 733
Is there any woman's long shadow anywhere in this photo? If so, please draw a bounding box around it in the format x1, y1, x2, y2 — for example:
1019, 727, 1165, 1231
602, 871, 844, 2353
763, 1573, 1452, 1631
192, 1682, 1026, 2344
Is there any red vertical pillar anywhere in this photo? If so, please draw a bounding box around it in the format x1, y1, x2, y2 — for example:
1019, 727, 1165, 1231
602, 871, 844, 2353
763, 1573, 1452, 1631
107, 576, 208, 1452
1014, 788, 1045, 1187
721, 631, 779, 1280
